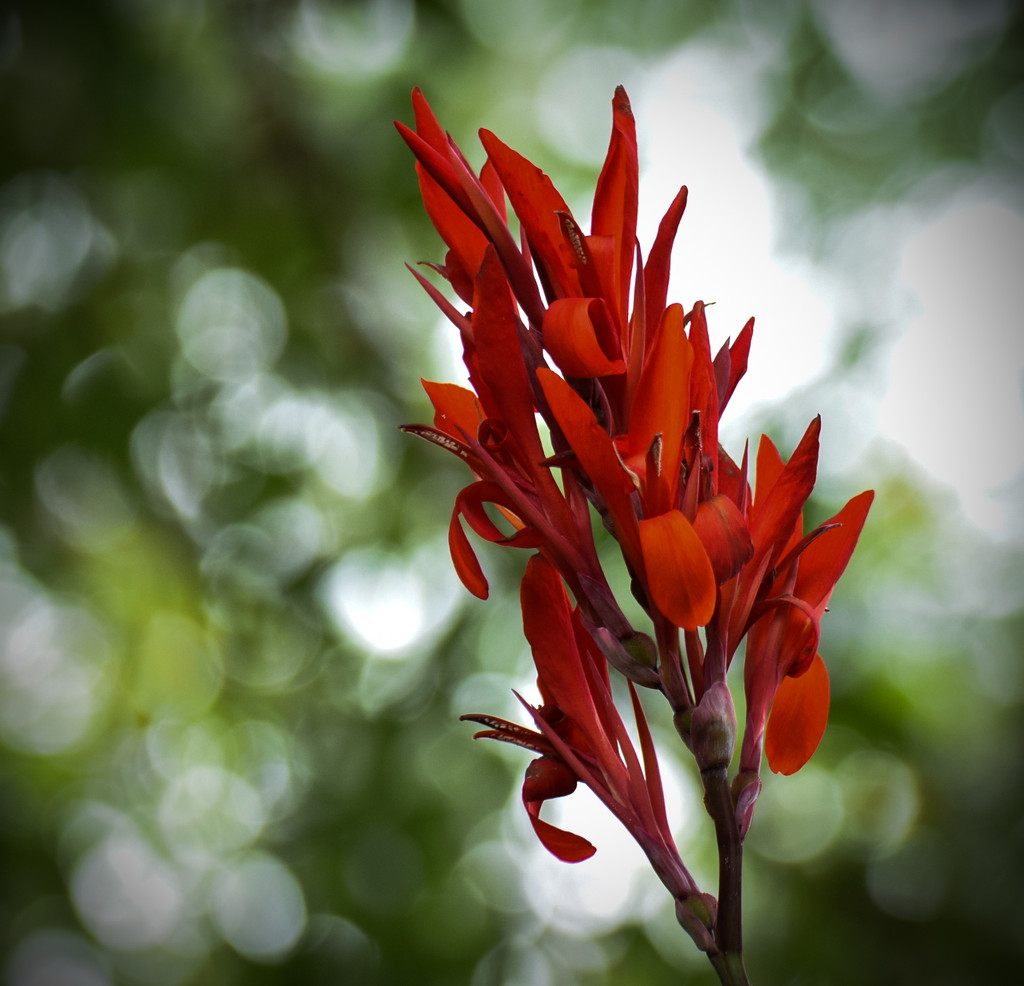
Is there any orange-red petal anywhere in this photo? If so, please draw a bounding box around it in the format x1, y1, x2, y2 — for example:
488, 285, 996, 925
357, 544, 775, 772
638, 510, 716, 630
536, 367, 643, 566
765, 653, 830, 775
694, 493, 754, 584
422, 379, 482, 442
628, 303, 693, 511
543, 298, 625, 378
449, 507, 488, 599
591, 86, 639, 329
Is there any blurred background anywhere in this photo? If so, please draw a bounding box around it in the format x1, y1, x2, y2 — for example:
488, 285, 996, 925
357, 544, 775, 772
1, 1, 1022, 983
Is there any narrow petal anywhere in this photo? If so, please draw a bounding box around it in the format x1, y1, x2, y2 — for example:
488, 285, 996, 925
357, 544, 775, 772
628, 303, 693, 511
592, 86, 639, 329
413, 162, 488, 302
410, 87, 448, 153
643, 185, 688, 342
688, 302, 719, 479
638, 510, 716, 630
537, 367, 643, 566
521, 555, 620, 771
765, 653, 830, 775
629, 681, 675, 847
406, 263, 473, 334
721, 317, 754, 412
479, 128, 579, 299
480, 156, 507, 222
750, 417, 821, 565
471, 248, 549, 484
395, 122, 477, 229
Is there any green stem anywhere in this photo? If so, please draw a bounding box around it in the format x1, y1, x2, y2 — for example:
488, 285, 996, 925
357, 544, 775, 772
702, 765, 752, 986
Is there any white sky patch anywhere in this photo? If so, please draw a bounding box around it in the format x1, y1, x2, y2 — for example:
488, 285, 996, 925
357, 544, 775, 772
637, 45, 836, 422
879, 183, 1024, 539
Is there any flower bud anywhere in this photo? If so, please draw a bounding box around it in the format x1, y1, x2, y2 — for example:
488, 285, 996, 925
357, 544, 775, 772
675, 893, 718, 953
732, 769, 762, 839
582, 619, 661, 688
691, 681, 737, 772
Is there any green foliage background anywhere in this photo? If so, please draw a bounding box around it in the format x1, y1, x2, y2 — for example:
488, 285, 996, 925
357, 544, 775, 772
1, 1, 1022, 984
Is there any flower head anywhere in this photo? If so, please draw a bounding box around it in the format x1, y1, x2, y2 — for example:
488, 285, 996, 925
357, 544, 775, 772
399, 86, 873, 798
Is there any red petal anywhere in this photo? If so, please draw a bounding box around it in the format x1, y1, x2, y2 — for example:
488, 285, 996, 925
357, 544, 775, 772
479, 128, 579, 298
688, 302, 720, 479
395, 122, 477, 231
422, 379, 482, 442
628, 303, 693, 512
413, 162, 488, 303
543, 298, 625, 377
638, 510, 716, 630
750, 417, 821, 566
526, 802, 597, 862
643, 185, 688, 342
794, 490, 874, 610
537, 368, 643, 568
522, 756, 595, 862
721, 317, 754, 412
592, 86, 639, 329
410, 87, 447, 153
765, 653, 830, 775
480, 156, 507, 223
520, 556, 619, 771
449, 506, 488, 599
471, 249, 548, 481
694, 493, 754, 584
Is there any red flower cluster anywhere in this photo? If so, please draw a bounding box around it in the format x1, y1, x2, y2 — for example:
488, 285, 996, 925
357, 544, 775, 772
398, 87, 872, 857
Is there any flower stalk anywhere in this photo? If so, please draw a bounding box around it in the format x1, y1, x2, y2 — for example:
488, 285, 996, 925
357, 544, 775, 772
397, 85, 872, 985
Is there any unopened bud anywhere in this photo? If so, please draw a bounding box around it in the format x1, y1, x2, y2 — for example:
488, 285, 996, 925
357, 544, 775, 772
621, 629, 658, 668
732, 769, 762, 839
691, 681, 737, 772
675, 893, 719, 954
583, 620, 661, 688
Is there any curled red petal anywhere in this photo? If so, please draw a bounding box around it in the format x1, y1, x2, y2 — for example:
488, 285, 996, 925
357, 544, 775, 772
526, 804, 597, 862
522, 756, 596, 862
543, 298, 625, 378
765, 653, 830, 775
449, 506, 488, 599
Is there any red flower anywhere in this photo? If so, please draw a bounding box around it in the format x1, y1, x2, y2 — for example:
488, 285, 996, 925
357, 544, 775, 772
398, 88, 754, 638
399, 87, 873, 791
